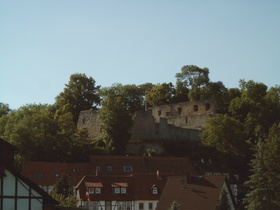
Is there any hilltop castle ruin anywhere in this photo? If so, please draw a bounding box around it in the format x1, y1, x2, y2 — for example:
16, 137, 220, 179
77, 98, 216, 154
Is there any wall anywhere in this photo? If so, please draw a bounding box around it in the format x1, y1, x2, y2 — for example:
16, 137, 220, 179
77, 99, 216, 155
77, 110, 101, 140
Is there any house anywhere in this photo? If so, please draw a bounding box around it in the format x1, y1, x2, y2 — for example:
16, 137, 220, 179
192, 159, 249, 209
156, 175, 235, 210
22, 155, 199, 193
0, 138, 58, 210
75, 172, 170, 210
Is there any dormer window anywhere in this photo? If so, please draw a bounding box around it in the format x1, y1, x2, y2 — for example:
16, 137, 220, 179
107, 166, 112, 172
123, 166, 133, 172
88, 187, 95, 194
88, 187, 101, 194
114, 187, 120, 194
152, 188, 158, 194
121, 187, 127, 194
96, 166, 101, 172
151, 186, 158, 194
85, 182, 103, 195
112, 183, 128, 194
95, 187, 101, 194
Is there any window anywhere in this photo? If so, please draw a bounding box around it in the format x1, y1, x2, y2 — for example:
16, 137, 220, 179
117, 202, 124, 210
193, 105, 198, 112
205, 103, 210, 110
123, 166, 133, 172
114, 187, 120, 194
126, 202, 132, 210
177, 107, 182, 114
139, 203, 144, 210
107, 166, 112, 172
166, 112, 170, 116
95, 166, 101, 172
90, 202, 98, 210
185, 116, 188, 123
72, 168, 77, 173
152, 187, 158, 194
149, 202, 153, 210
88, 187, 95, 194
121, 187, 127, 194
158, 110, 161, 116
95, 187, 101, 194
55, 173, 60, 178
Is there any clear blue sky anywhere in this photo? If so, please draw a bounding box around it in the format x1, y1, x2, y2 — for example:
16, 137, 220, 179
1, 1, 279, 110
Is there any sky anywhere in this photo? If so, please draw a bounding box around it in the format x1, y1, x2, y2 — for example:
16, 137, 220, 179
1, 1, 279, 110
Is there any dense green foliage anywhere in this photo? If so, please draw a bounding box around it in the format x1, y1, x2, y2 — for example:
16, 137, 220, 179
245, 123, 280, 209
168, 201, 181, 210
55, 73, 100, 123
0, 104, 93, 165
202, 114, 247, 157
215, 189, 231, 210
98, 86, 134, 155
50, 174, 78, 208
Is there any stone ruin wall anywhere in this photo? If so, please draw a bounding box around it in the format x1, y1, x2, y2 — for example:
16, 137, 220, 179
149, 98, 216, 130
77, 99, 216, 154
77, 110, 101, 140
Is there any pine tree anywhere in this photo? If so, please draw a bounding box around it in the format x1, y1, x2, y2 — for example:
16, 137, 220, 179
216, 189, 231, 210
245, 123, 280, 210
168, 201, 181, 210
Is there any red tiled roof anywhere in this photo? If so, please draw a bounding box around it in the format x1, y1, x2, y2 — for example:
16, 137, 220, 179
76, 173, 170, 201
89, 156, 199, 176
22, 162, 90, 186
22, 156, 199, 187
156, 175, 226, 210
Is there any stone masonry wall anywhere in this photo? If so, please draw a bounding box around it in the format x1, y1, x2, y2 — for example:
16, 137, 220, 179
77, 99, 216, 143
77, 110, 101, 140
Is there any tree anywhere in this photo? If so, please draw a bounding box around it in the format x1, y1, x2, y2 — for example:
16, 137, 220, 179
98, 93, 133, 155
229, 80, 279, 143
216, 189, 231, 210
201, 114, 247, 157
176, 65, 209, 88
245, 123, 280, 210
99, 83, 146, 114
50, 174, 78, 208
176, 65, 209, 100
2, 104, 92, 165
146, 83, 175, 106
55, 73, 100, 123
0, 103, 11, 117
168, 201, 181, 210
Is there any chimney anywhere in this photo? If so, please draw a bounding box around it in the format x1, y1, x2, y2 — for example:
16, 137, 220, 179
156, 170, 160, 179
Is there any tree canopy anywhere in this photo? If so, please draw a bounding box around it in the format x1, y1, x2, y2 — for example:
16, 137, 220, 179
245, 123, 280, 209
98, 90, 133, 155
55, 73, 100, 123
